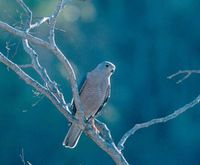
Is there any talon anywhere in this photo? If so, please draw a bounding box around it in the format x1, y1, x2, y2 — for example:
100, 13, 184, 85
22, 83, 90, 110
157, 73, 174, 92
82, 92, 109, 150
93, 125, 100, 134
90, 118, 99, 134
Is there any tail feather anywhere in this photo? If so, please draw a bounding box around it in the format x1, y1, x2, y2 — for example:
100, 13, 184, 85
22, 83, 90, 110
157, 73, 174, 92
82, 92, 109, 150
63, 123, 83, 148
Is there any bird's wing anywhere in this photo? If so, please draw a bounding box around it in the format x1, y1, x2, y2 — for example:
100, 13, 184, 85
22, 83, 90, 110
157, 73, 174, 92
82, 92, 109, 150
94, 84, 111, 117
70, 76, 87, 115
79, 75, 87, 94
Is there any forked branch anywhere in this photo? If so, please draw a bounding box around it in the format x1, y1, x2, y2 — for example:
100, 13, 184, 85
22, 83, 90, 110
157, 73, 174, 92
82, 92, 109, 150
168, 70, 200, 84
118, 77, 200, 151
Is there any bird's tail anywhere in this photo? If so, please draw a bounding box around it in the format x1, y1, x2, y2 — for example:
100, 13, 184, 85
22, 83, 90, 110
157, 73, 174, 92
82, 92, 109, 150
63, 123, 83, 148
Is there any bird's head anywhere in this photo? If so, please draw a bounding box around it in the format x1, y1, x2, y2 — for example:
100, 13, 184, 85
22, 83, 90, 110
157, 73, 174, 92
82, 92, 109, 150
95, 61, 116, 77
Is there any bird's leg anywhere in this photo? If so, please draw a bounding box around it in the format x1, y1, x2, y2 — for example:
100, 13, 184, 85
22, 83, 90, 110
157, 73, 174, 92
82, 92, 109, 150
90, 118, 100, 134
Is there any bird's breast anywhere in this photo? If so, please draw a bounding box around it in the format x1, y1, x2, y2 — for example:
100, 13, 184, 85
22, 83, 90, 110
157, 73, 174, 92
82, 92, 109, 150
80, 82, 107, 119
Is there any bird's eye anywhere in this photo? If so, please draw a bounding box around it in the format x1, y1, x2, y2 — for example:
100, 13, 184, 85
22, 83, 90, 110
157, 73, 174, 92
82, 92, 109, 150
105, 64, 109, 68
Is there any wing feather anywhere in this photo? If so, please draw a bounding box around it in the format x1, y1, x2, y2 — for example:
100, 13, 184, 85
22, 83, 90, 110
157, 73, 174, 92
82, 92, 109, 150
94, 84, 111, 117
70, 76, 87, 115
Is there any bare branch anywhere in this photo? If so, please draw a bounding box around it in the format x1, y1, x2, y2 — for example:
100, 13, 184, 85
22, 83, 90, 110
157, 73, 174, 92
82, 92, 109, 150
22, 39, 67, 105
19, 64, 33, 68
95, 119, 114, 143
48, 0, 64, 45
167, 70, 200, 84
20, 148, 26, 165
17, 0, 32, 27
21, 1, 84, 122
0, 22, 78, 102
30, 17, 49, 29
118, 94, 200, 151
0, 52, 75, 124
17, 0, 49, 30
51, 47, 86, 124
0, 21, 50, 48
0, 52, 46, 92
17, 0, 32, 18
86, 125, 129, 165
20, 148, 32, 165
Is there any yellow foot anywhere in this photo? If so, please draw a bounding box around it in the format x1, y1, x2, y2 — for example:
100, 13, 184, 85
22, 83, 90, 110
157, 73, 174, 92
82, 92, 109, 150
92, 125, 100, 134
91, 118, 99, 134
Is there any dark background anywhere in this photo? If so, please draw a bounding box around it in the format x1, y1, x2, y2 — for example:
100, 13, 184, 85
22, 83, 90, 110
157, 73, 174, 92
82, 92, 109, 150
1, 0, 200, 164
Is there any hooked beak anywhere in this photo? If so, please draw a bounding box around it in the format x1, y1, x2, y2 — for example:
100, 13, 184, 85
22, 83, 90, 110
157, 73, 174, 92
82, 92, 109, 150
111, 67, 116, 73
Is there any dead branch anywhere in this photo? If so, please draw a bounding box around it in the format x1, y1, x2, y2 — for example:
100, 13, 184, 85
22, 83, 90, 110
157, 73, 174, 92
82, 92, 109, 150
168, 70, 200, 84
20, 148, 32, 165
118, 94, 200, 151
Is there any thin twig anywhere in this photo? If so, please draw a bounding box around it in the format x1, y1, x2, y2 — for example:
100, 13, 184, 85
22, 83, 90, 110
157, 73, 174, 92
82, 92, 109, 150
167, 70, 200, 84
19, 64, 33, 68
30, 17, 49, 29
0, 21, 50, 48
95, 119, 114, 143
0, 21, 79, 101
20, 148, 32, 165
48, 0, 64, 45
17, 0, 49, 30
118, 94, 200, 151
20, 148, 26, 165
17, 0, 32, 29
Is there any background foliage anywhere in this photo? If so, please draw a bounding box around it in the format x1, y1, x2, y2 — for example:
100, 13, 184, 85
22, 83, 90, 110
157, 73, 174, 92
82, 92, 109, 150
1, 0, 200, 164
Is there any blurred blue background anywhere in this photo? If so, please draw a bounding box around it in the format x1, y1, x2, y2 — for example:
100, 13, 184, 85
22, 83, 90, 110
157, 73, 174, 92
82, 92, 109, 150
1, 0, 200, 164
